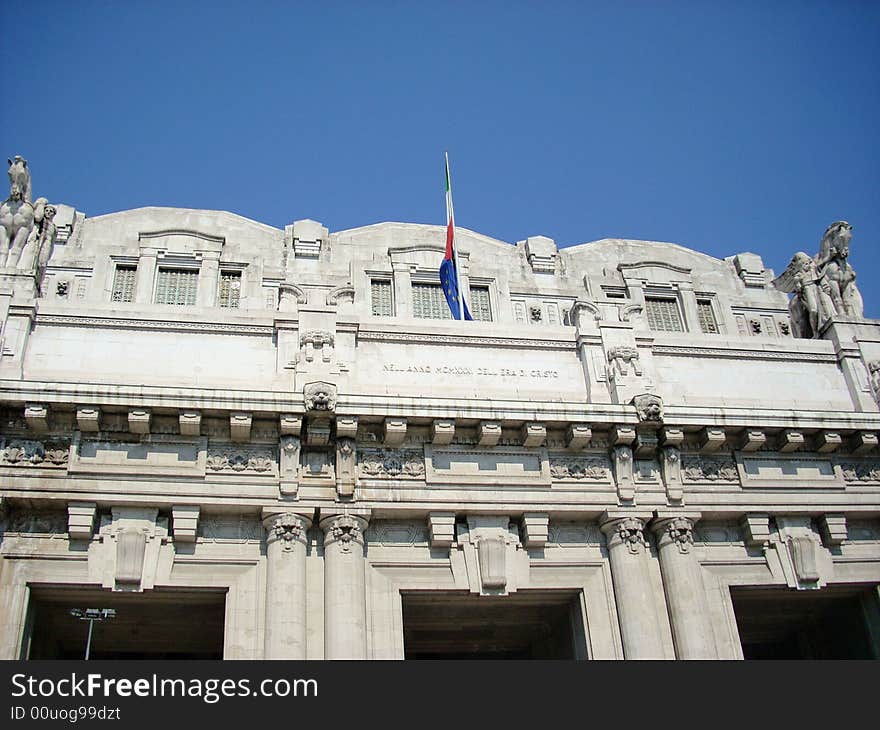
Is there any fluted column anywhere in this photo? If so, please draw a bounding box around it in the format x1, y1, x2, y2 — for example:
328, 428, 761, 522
262, 511, 312, 659
320, 513, 370, 659
600, 512, 667, 659
651, 514, 717, 659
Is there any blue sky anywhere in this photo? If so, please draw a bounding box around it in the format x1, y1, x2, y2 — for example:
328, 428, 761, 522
3, 1, 878, 315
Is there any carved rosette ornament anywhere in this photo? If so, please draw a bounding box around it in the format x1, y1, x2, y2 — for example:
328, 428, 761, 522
322, 514, 367, 554
263, 513, 310, 552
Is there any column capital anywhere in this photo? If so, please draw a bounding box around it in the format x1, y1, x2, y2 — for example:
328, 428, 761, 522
262, 511, 313, 550
651, 513, 701, 554
599, 511, 652, 554
320, 513, 370, 552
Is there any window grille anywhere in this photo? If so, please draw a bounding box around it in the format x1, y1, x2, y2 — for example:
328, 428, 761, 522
218, 271, 241, 308
697, 299, 719, 334
155, 268, 198, 306
371, 279, 394, 316
111, 265, 136, 303
645, 297, 684, 332
470, 286, 492, 321
412, 283, 452, 319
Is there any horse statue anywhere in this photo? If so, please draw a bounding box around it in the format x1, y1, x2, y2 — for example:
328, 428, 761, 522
816, 220, 864, 319
0, 156, 39, 268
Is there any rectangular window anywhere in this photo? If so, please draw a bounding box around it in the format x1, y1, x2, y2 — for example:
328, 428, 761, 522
155, 268, 198, 306
412, 282, 452, 319
697, 299, 719, 334
371, 279, 394, 316
218, 271, 241, 308
470, 286, 492, 321
111, 265, 136, 303
645, 297, 684, 332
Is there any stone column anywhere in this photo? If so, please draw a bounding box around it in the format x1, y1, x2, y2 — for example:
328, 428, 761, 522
262, 511, 312, 659
320, 513, 370, 659
197, 251, 220, 307
135, 248, 158, 304
599, 512, 667, 659
651, 514, 717, 659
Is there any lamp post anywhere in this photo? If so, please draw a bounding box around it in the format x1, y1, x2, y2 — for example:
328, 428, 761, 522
69, 608, 116, 660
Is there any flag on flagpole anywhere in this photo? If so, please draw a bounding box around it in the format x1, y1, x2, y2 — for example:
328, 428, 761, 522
440, 153, 472, 321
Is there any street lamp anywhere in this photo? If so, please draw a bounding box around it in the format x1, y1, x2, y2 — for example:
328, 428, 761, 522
69, 608, 116, 660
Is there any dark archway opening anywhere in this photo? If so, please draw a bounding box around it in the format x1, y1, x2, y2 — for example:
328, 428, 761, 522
731, 584, 880, 659
402, 591, 586, 659
25, 587, 226, 660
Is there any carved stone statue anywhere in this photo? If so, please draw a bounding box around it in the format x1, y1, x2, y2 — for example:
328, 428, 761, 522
773, 221, 865, 338
816, 221, 863, 319
0, 157, 38, 268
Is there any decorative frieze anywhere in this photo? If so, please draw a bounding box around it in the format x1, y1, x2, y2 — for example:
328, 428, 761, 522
681, 456, 739, 483
205, 447, 276, 474
549, 456, 611, 481
1, 439, 69, 467
838, 460, 880, 482
359, 449, 425, 478
366, 521, 429, 546
197, 515, 261, 542
0, 509, 68, 535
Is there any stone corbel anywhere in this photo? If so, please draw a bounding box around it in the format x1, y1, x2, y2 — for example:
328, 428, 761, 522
68, 502, 97, 540
128, 408, 151, 435
565, 423, 591, 450
698, 427, 726, 452
279, 435, 301, 496
779, 430, 805, 452
521, 422, 546, 448
279, 414, 302, 436
611, 425, 636, 446
740, 513, 771, 547
735, 429, 766, 452
612, 444, 635, 503
818, 514, 847, 547
773, 516, 824, 588
457, 515, 522, 595
633, 430, 658, 457
171, 505, 199, 542
815, 431, 842, 453
428, 512, 456, 548
660, 427, 684, 448
76, 407, 101, 433
94, 507, 169, 592
659, 446, 683, 503
847, 431, 878, 455
178, 411, 201, 436
336, 416, 358, 440
383, 418, 407, 446
521, 513, 549, 548
336, 437, 356, 498
24, 404, 48, 432
230, 412, 252, 442
431, 419, 455, 445
478, 421, 502, 447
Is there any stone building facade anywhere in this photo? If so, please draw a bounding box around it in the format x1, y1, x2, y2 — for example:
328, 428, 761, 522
1, 158, 879, 659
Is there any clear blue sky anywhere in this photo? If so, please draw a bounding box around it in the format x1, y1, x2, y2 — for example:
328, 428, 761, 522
3, 1, 878, 315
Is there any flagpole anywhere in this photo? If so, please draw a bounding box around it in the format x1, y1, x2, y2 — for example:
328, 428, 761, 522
445, 152, 465, 321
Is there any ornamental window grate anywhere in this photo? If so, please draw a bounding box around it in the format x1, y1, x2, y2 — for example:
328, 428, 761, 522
111, 265, 136, 303
155, 268, 198, 306
470, 286, 492, 321
697, 299, 719, 334
371, 279, 394, 316
218, 271, 241, 308
412, 283, 452, 319
645, 297, 684, 332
